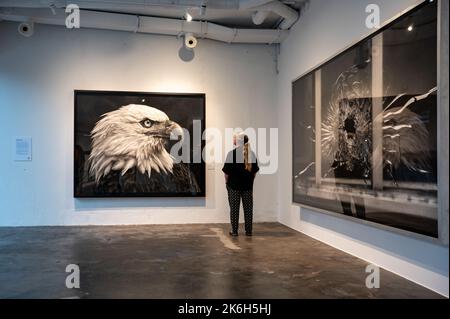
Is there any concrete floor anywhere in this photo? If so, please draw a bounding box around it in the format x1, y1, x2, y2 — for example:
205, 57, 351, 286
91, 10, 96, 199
0, 223, 442, 299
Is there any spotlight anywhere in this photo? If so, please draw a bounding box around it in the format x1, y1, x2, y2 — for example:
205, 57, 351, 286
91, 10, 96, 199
200, 5, 206, 17
185, 12, 193, 22
18, 21, 34, 37
184, 33, 197, 49
178, 33, 197, 62
49, 4, 57, 15
407, 25, 414, 32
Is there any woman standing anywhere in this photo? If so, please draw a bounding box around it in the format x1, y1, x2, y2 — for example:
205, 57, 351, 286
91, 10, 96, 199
222, 133, 259, 237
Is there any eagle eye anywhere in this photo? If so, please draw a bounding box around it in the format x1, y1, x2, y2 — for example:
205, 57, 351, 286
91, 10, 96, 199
141, 119, 155, 128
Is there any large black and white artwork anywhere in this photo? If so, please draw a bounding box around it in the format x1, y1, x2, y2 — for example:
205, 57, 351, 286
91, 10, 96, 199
292, 1, 438, 237
74, 91, 205, 197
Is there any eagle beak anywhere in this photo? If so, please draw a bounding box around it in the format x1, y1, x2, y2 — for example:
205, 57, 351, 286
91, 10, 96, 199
166, 121, 184, 142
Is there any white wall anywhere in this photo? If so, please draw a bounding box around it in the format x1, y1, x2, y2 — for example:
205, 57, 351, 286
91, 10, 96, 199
277, 0, 449, 297
0, 22, 279, 226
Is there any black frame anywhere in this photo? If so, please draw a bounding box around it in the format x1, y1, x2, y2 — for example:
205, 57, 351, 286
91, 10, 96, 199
74, 90, 206, 198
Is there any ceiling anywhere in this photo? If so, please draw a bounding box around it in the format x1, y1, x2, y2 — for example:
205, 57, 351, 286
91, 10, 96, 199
0, 0, 307, 29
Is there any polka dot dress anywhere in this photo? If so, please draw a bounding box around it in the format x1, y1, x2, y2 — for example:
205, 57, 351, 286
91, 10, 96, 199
227, 186, 253, 234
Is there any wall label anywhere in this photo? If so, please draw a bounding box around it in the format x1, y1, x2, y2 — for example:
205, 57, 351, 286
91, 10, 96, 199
14, 137, 32, 161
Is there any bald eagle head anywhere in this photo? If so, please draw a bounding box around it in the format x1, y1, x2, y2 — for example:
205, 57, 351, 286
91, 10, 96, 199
88, 104, 183, 183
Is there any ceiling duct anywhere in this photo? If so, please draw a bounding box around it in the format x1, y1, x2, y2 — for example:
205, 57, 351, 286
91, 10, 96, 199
250, 1, 298, 29
0, 7, 289, 44
0, 0, 301, 30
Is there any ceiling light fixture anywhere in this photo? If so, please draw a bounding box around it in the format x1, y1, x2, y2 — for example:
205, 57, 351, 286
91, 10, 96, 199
184, 33, 198, 49
18, 21, 34, 37
177, 32, 196, 62
185, 12, 193, 22
200, 6, 206, 17
407, 25, 414, 32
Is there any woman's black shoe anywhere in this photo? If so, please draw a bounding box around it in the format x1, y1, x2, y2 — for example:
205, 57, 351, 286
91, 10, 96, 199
229, 231, 238, 237
245, 232, 252, 237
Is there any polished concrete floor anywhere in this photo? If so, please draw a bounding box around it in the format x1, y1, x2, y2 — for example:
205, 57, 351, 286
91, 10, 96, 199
0, 223, 442, 299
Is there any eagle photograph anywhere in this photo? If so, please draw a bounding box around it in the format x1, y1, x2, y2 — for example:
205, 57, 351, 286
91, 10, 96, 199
74, 91, 205, 197
292, 1, 438, 237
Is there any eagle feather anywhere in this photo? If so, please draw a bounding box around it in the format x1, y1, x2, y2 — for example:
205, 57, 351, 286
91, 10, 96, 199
88, 104, 182, 184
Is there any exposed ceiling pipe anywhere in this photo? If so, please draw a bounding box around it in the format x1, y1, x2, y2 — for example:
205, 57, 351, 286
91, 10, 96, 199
0, 0, 265, 10
251, 1, 298, 29
252, 10, 270, 26
0, 0, 301, 29
238, 0, 274, 9
0, 0, 304, 9
0, 8, 289, 44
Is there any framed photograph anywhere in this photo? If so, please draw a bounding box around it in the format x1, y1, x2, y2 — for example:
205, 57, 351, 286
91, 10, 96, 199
74, 90, 205, 198
292, 1, 440, 238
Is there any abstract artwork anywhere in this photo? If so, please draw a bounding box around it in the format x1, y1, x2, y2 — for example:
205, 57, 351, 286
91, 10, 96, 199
74, 91, 205, 197
292, 1, 439, 237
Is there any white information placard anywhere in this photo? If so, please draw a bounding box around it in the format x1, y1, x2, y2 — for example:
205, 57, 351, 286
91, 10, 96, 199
14, 137, 32, 161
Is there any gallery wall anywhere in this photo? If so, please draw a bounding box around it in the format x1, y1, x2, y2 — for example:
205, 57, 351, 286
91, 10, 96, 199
276, 0, 449, 297
0, 22, 279, 226
0, 0, 448, 297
